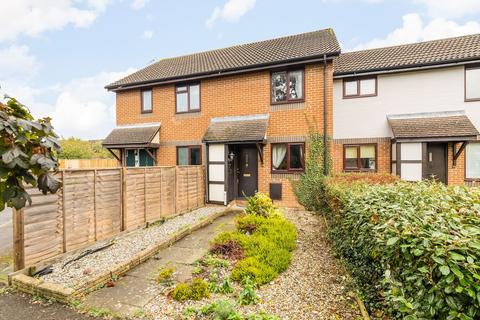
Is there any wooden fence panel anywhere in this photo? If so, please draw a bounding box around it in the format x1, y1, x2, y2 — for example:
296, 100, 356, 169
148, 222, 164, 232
124, 168, 146, 230
59, 159, 119, 169
63, 170, 96, 252
94, 169, 122, 240
160, 167, 176, 218
14, 165, 206, 270
22, 187, 63, 267
175, 167, 189, 214
145, 168, 162, 223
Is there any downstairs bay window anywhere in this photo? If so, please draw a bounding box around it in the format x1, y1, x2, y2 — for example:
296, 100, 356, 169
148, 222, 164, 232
271, 143, 305, 173
466, 142, 480, 179
344, 144, 376, 172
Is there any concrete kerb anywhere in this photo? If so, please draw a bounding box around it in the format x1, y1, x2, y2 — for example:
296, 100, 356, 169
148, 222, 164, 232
11, 207, 239, 304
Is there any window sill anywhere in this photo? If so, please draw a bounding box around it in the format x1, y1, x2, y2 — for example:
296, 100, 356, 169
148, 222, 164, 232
465, 98, 480, 102
270, 101, 305, 112
342, 94, 377, 99
271, 170, 304, 174
175, 112, 201, 120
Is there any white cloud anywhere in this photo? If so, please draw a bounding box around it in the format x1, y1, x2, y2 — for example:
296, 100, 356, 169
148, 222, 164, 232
0, 0, 107, 42
414, 0, 480, 19
1, 69, 136, 139
0, 45, 38, 80
142, 30, 154, 40
206, 0, 256, 28
131, 0, 149, 10
352, 13, 480, 50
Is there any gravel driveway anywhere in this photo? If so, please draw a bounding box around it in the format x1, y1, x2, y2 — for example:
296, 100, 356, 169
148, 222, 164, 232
0, 208, 12, 256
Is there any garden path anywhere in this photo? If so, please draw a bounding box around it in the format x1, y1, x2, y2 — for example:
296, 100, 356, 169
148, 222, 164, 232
82, 211, 238, 316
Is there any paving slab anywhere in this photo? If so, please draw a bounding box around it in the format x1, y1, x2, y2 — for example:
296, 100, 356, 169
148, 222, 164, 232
83, 212, 237, 316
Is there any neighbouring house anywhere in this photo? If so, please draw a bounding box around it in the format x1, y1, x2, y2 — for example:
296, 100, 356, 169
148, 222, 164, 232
103, 29, 340, 207
332, 34, 480, 185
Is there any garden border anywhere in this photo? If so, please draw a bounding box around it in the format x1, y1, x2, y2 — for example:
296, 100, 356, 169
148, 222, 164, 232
10, 206, 239, 304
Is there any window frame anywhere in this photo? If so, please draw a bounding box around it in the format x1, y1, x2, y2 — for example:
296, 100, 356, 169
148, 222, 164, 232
141, 88, 153, 114
176, 145, 202, 165
343, 143, 377, 172
465, 65, 480, 102
342, 76, 377, 99
270, 69, 305, 105
270, 142, 305, 173
465, 142, 480, 181
175, 83, 201, 114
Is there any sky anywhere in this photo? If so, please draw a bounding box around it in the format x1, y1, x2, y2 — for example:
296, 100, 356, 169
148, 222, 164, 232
1, 0, 480, 140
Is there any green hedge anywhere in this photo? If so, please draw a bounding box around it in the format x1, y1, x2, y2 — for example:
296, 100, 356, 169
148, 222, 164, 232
324, 177, 480, 319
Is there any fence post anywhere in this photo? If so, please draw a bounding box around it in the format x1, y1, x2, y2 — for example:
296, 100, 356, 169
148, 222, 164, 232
93, 169, 97, 241
144, 167, 147, 224
61, 171, 67, 253
121, 167, 127, 231
13, 208, 25, 271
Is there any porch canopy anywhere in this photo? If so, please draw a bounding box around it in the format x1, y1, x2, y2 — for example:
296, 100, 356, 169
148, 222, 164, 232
203, 114, 269, 144
102, 123, 160, 164
387, 111, 479, 143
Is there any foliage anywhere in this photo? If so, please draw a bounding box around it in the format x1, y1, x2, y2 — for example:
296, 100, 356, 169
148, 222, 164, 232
172, 278, 210, 302
156, 266, 175, 285
324, 178, 480, 319
213, 198, 297, 285
210, 240, 245, 260
183, 299, 279, 320
59, 137, 113, 159
293, 131, 330, 211
209, 277, 234, 295
202, 255, 230, 268
237, 277, 258, 306
245, 192, 276, 217
0, 97, 62, 210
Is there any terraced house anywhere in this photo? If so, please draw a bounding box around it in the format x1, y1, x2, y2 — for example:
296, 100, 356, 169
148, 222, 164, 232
333, 34, 480, 185
103, 30, 480, 207
103, 29, 339, 207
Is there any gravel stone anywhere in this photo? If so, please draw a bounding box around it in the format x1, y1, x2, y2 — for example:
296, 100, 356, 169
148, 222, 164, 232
40, 206, 225, 289
144, 210, 361, 320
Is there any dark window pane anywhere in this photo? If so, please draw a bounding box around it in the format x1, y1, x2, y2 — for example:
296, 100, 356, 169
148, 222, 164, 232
360, 145, 375, 170
126, 149, 136, 167
177, 147, 188, 165
142, 90, 152, 111
272, 144, 288, 170
272, 72, 287, 102
190, 147, 201, 165
289, 144, 303, 169
289, 71, 303, 100
345, 146, 358, 169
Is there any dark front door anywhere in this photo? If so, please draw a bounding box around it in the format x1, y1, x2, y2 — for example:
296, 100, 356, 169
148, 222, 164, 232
425, 143, 447, 183
237, 146, 258, 198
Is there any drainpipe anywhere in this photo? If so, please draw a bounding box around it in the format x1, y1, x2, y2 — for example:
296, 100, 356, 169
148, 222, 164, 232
323, 54, 328, 175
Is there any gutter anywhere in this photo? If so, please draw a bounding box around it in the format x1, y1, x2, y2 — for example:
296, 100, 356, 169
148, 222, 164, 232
107, 52, 340, 92
333, 58, 480, 79
323, 54, 329, 175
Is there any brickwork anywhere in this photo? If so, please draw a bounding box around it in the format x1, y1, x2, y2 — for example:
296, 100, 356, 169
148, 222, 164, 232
115, 63, 334, 207
448, 142, 466, 185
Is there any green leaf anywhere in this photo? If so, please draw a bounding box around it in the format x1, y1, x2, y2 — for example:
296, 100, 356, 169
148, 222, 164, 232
440, 266, 450, 276
387, 237, 400, 246
449, 252, 466, 261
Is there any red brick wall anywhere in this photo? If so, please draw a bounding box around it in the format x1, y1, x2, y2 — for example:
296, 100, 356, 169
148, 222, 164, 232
448, 142, 465, 185
115, 63, 334, 207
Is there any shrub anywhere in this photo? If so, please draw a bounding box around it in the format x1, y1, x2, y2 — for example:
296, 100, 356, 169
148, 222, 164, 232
292, 131, 330, 211
231, 257, 276, 285
245, 192, 276, 217
237, 277, 258, 306
156, 267, 174, 284
324, 179, 480, 319
172, 283, 191, 302
190, 278, 210, 300
210, 240, 245, 260
172, 278, 210, 302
